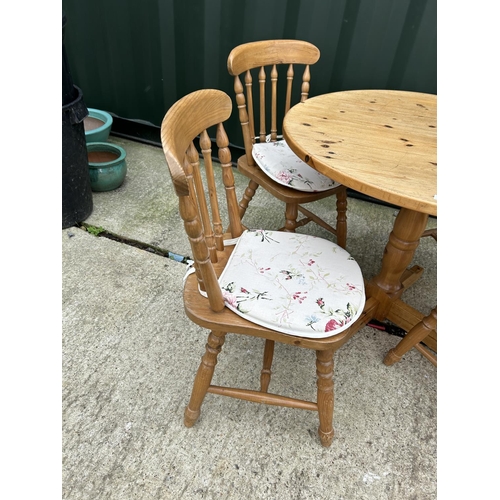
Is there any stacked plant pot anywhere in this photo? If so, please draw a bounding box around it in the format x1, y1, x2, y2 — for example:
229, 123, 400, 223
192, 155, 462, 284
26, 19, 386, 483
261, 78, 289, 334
84, 103, 127, 192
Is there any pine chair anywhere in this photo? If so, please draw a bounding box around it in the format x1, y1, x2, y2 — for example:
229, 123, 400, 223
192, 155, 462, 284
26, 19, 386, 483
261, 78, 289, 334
160, 88, 376, 447
227, 39, 348, 248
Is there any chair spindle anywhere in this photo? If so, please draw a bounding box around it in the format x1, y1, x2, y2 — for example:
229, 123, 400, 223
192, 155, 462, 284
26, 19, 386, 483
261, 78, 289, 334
200, 130, 224, 252
259, 66, 266, 143
271, 64, 278, 142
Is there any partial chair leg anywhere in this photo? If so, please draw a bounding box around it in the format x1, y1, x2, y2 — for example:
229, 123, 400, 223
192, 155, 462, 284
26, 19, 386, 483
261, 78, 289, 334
260, 339, 275, 392
284, 203, 299, 232
316, 349, 335, 447
421, 228, 437, 241
384, 307, 437, 366
238, 180, 260, 219
184, 330, 226, 427
335, 187, 348, 249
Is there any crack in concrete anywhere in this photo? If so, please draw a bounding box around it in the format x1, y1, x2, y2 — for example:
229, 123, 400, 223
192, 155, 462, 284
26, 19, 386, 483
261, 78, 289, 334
77, 223, 192, 264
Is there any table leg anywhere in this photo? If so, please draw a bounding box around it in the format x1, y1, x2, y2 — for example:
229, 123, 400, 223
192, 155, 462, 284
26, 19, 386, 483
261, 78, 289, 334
366, 208, 429, 321
384, 307, 437, 366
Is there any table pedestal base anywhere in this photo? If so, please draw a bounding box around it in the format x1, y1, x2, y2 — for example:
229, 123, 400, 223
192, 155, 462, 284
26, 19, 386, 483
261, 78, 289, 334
365, 208, 436, 364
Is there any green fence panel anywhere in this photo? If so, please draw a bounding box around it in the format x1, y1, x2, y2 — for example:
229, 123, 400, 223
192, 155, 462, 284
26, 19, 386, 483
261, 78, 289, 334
62, 0, 436, 148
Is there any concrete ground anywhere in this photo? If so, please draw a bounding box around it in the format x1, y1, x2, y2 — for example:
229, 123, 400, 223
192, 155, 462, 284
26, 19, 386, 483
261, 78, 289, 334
62, 136, 437, 499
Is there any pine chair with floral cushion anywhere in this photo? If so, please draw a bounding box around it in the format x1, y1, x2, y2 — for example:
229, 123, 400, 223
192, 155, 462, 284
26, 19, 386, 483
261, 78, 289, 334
160, 88, 376, 447
227, 39, 348, 247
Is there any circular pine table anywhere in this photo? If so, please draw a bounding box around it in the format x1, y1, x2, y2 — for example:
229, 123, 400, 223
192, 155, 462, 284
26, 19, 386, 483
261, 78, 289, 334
283, 89, 437, 363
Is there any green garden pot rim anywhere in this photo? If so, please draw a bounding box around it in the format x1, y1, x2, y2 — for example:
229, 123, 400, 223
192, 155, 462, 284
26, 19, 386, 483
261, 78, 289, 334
86, 108, 113, 135
87, 142, 127, 167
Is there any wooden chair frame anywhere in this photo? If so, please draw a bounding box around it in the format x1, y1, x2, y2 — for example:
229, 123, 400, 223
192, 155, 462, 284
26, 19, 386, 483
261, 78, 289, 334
227, 39, 347, 247
161, 89, 376, 446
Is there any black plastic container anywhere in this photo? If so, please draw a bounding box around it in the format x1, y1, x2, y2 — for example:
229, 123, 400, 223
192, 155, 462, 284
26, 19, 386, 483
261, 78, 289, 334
62, 13, 93, 228
62, 86, 93, 228
62, 13, 77, 106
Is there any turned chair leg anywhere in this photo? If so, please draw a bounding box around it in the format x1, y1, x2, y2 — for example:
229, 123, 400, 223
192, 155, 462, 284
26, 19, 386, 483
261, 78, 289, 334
384, 308, 437, 366
184, 330, 226, 427
284, 203, 299, 232
316, 349, 335, 447
336, 187, 348, 249
238, 180, 259, 219
260, 339, 275, 392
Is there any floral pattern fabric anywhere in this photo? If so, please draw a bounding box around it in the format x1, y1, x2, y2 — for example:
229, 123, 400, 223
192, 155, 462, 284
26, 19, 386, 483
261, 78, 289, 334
219, 230, 365, 339
252, 140, 340, 192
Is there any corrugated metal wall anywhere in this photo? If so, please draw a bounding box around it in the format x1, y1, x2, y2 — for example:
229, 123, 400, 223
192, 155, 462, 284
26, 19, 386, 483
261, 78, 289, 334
62, 0, 436, 147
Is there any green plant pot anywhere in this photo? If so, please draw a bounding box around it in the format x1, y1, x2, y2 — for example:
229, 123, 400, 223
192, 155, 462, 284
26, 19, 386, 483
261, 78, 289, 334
84, 108, 113, 143
87, 142, 127, 192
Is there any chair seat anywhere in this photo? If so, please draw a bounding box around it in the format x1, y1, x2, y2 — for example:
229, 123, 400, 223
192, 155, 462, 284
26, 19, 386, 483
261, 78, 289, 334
252, 140, 340, 193
237, 155, 343, 205
219, 230, 365, 339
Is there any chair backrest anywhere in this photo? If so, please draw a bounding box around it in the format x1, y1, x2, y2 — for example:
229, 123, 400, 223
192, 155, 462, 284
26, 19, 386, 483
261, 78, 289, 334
227, 39, 320, 166
160, 89, 244, 312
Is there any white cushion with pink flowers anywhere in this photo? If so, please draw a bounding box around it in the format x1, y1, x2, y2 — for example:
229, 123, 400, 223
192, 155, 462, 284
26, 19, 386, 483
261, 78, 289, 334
218, 229, 365, 339
252, 139, 340, 192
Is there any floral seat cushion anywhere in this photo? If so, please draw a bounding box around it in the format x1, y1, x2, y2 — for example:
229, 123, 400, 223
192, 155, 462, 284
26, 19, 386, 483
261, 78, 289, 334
252, 139, 340, 192
219, 230, 365, 339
